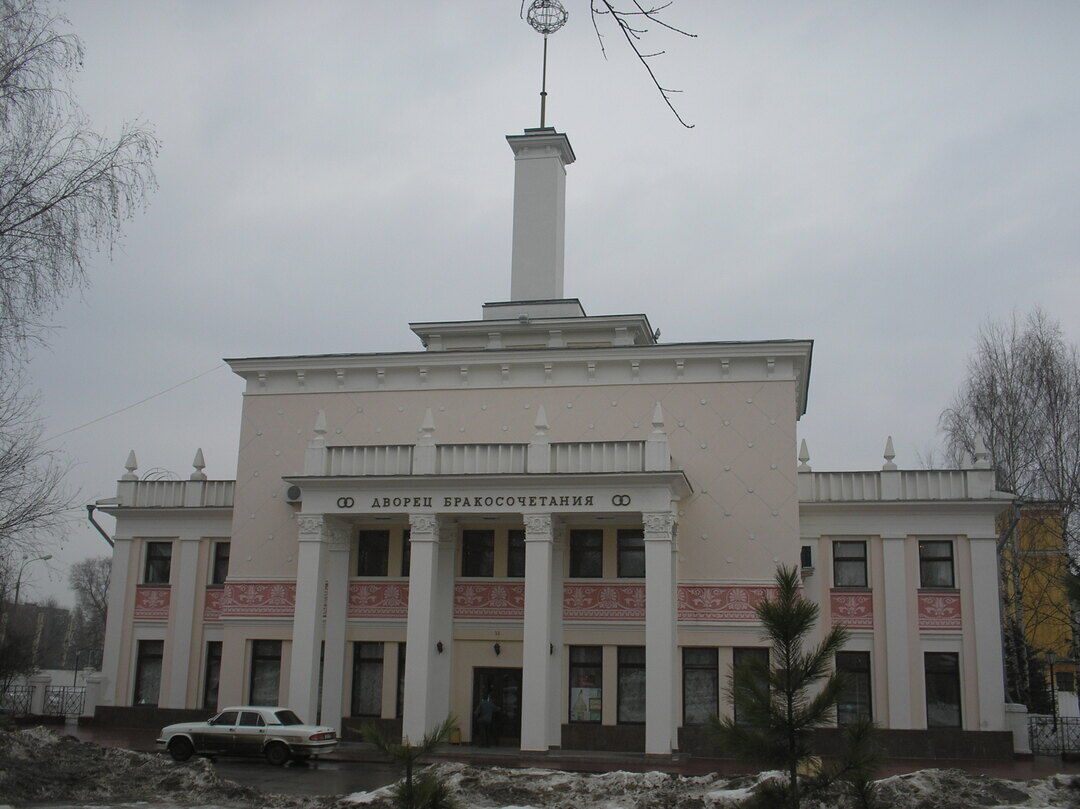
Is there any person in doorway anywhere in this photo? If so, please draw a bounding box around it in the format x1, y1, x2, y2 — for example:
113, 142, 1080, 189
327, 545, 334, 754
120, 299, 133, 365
474, 690, 499, 747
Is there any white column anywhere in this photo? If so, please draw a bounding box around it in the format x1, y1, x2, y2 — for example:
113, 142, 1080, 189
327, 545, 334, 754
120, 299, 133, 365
320, 521, 352, 731
521, 513, 556, 751
547, 531, 564, 747
644, 511, 677, 755
100, 537, 133, 705
288, 515, 328, 724
164, 535, 200, 708
969, 536, 1006, 730
881, 535, 910, 728
402, 514, 455, 742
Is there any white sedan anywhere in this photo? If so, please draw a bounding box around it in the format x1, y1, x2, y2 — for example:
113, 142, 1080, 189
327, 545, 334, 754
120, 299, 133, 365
157, 706, 338, 765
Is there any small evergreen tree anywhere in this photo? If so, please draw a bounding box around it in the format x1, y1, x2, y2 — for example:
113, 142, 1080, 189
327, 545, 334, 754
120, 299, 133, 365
709, 565, 856, 809
362, 716, 459, 809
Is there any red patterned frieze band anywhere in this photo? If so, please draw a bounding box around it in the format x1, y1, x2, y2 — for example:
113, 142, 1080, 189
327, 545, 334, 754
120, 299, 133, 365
917, 591, 962, 629
676, 584, 775, 622
563, 583, 646, 621
221, 581, 297, 618
133, 586, 171, 620
830, 590, 874, 629
348, 581, 409, 619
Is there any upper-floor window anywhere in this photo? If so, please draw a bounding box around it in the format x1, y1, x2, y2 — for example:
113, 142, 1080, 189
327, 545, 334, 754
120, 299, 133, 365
506, 530, 526, 578
832, 541, 867, 588
461, 530, 494, 577
210, 541, 230, 585
569, 529, 603, 578
357, 530, 389, 577
617, 529, 645, 578
919, 540, 955, 588
143, 541, 172, 584
400, 530, 411, 577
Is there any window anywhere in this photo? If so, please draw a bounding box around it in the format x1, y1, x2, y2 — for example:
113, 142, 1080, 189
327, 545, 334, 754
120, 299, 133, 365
351, 642, 384, 717
683, 647, 719, 725
835, 651, 872, 725
395, 643, 407, 719
133, 639, 163, 706
357, 530, 389, 577
211, 710, 238, 726
617, 646, 646, 724
249, 640, 282, 706
832, 541, 867, 588
925, 652, 961, 728
461, 530, 494, 577
506, 530, 526, 578
568, 646, 602, 723
202, 641, 222, 710
210, 542, 230, 585
143, 541, 172, 584
274, 709, 302, 725
732, 647, 769, 726
919, 541, 955, 588
400, 530, 410, 577
617, 529, 645, 578
569, 530, 603, 578
238, 710, 265, 727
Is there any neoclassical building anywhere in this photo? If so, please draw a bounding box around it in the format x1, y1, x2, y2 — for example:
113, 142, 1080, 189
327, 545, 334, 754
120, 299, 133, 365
94, 126, 1015, 756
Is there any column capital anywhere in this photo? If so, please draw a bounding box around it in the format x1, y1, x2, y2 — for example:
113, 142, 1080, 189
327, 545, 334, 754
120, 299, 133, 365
325, 520, 351, 553
409, 513, 439, 539
296, 514, 325, 541
523, 513, 554, 540
643, 511, 677, 540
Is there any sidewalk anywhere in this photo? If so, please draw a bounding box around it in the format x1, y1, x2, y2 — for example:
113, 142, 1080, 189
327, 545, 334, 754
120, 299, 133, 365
57, 723, 1080, 780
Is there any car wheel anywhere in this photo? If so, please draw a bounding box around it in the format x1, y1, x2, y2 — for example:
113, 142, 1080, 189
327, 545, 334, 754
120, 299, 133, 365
264, 741, 291, 766
168, 737, 194, 762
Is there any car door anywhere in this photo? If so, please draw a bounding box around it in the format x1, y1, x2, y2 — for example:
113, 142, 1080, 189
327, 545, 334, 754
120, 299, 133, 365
200, 709, 239, 754
235, 710, 267, 756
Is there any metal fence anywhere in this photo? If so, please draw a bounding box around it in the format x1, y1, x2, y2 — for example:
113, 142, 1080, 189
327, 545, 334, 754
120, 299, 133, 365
1, 685, 33, 716
1030, 716, 1080, 755
43, 685, 85, 716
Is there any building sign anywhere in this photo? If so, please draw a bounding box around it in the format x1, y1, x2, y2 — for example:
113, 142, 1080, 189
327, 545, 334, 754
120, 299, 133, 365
357, 493, 631, 510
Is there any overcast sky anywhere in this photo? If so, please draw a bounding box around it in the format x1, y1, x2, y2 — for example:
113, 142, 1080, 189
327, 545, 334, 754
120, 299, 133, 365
21, 1, 1080, 603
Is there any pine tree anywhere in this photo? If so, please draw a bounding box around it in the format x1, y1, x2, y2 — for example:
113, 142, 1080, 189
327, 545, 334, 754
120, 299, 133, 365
362, 716, 459, 809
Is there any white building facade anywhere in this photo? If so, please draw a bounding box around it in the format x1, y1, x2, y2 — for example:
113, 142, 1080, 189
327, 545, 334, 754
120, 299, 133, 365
93, 128, 1015, 757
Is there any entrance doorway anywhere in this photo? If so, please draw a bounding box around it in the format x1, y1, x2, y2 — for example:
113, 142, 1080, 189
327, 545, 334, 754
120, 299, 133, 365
471, 667, 522, 746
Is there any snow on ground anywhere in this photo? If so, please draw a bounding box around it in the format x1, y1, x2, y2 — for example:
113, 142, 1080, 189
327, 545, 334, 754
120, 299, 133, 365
2, 728, 1077, 809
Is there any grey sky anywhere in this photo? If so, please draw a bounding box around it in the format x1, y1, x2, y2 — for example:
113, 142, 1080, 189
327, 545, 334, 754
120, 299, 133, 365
22, 1, 1080, 603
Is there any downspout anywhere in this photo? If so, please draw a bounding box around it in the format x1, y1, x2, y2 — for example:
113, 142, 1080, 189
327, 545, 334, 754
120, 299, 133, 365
86, 505, 114, 548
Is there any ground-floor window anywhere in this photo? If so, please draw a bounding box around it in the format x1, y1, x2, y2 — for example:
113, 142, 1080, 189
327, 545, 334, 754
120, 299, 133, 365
396, 643, 407, 718
732, 647, 769, 725
925, 652, 962, 728
133, 639, 163, 706
569, 646, 602, 723
617, 646, 646, 724
203, 641, 222, 710
249, 640, 282, 707
835, 651, 872, 725
682, 647, 718, 725
351, 642, 384, 717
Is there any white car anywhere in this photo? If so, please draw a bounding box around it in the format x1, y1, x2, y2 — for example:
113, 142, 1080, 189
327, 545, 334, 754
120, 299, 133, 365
157, 706, 338, 765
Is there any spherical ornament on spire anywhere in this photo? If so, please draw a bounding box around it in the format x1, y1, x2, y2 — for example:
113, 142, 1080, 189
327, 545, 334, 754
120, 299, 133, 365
526, 0, 568, 36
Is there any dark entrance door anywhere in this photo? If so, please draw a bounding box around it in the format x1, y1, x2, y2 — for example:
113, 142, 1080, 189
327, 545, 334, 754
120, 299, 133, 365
472, 667, 522, 746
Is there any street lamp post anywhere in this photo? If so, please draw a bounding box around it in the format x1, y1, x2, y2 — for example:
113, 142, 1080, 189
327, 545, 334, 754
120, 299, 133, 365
1047, 651, 1059, 735
1, 554, 52, 646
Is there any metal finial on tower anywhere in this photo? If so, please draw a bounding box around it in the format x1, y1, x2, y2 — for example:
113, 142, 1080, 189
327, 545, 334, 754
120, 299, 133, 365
525, 0, 568, 128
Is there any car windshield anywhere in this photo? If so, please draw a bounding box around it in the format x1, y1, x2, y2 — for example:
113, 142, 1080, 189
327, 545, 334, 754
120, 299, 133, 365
274, 710, 303, 725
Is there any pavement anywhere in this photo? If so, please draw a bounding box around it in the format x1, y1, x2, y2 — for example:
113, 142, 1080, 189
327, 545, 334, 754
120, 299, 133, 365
52, 722, 1080, 786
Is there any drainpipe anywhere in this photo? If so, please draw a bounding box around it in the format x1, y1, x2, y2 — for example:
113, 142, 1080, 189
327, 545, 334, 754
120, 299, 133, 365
86, 505, 114, 548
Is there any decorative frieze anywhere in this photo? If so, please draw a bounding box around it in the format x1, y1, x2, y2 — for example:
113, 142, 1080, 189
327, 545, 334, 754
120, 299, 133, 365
917, 590, 962, 629
133, 586, 171, 620
830, 590, 873, 629
455, 582, 525, 619
348, 581, 409, 619
563, 583, 645, 621
221, 581, 297, 618
676, 584, 775, 622
203, 588, 223, 622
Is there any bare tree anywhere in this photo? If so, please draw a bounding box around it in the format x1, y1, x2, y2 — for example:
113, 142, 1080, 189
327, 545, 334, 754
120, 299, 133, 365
940, 309, 1080, 708
68, 555, 108, 668
0, 0, 158, 360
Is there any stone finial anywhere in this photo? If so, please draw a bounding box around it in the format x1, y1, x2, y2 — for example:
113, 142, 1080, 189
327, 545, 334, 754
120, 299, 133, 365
190, 448, 207, 481
420, 408, 435, 438
797, 439, 810, 471
973, 436, 991, 469
534, 404, 549, 434
651, 402, 664, 432
882, 436, 897, 471
313, 409, 327, 437
122, 450, 138, 481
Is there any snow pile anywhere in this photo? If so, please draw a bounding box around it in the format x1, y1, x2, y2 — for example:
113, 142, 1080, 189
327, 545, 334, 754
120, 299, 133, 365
873, 768, 1079, 809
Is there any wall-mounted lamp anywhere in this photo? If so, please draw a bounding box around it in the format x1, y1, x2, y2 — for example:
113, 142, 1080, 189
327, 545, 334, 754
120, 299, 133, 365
493, 642, 501, 656
436, 641, 444, 653
549, 643, 554, 655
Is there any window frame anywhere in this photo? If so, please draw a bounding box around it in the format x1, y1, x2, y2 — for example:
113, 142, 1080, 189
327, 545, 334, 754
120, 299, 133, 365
568, 645, 603, 724
350, 641, 385, 718
357, 530, 390, 577
832, 540, 868, 589
616, 646, 646, 724
919, 540, 956, 589
202, 640, 223, 711
133, 638, 164, 706
400, 530, 411, 578
732, 647, 770, 726
461, 530, 495, 578
143, 541, 172, 585
924, 651, 962, 729
835, 651, 872, 725
616, 529, 645, 578
682, 646, 719, 726
210, 541, 230, 586
506, 529, 526, 578
248, 639, 282, 707
569, 529, 604, 578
